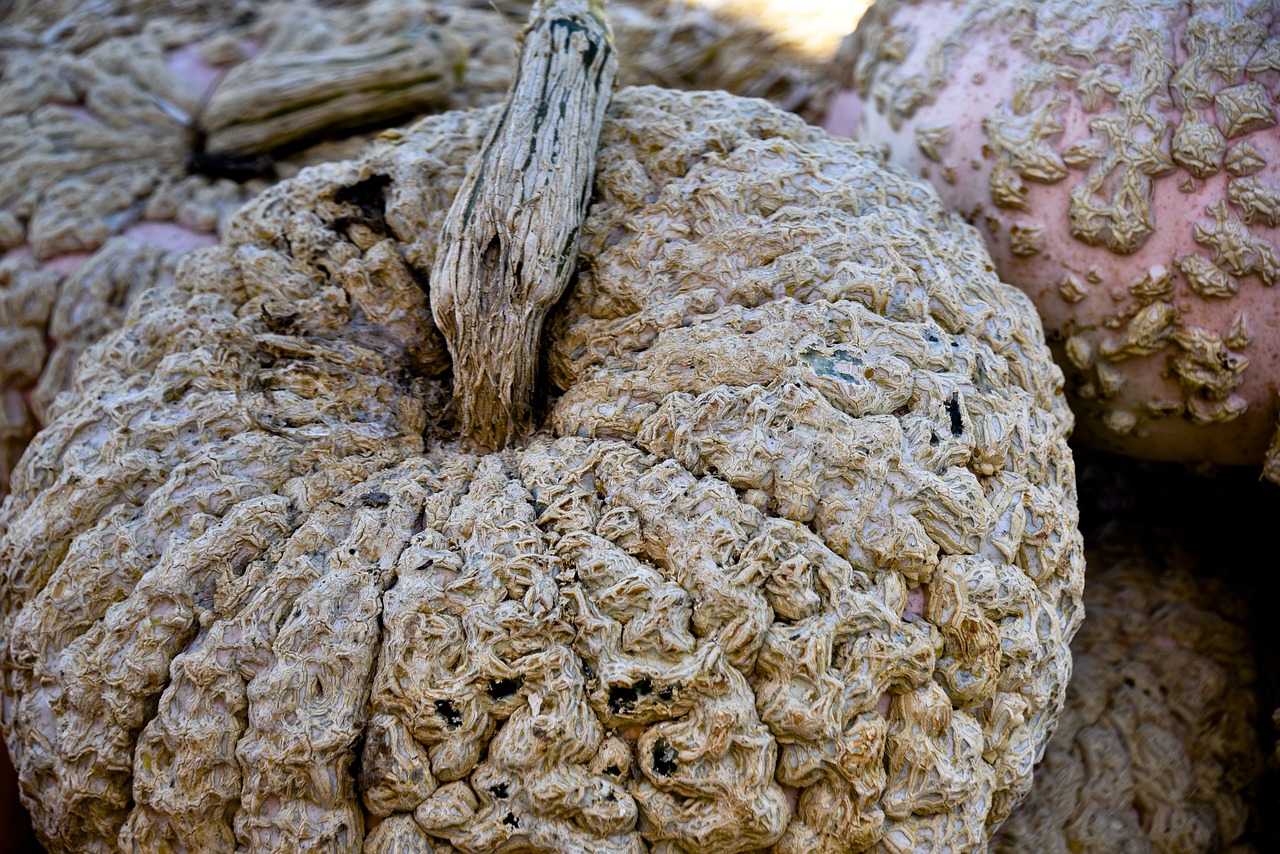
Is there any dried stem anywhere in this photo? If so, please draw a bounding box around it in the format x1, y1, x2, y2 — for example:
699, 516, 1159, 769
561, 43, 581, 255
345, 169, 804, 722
430, 0, 617, 451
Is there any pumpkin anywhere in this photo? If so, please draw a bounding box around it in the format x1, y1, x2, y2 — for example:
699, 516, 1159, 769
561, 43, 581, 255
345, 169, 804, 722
994, 522, 1262, 853
0, 2, 1083, 851
826, 0, 1280, 472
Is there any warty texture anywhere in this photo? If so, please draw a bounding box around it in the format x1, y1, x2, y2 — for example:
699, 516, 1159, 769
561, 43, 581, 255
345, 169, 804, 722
0, 87, 1082, 853
994, 525, 1263, 854
832, 0, 1280, 470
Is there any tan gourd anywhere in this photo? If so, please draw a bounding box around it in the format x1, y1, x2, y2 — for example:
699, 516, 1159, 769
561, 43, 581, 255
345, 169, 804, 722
0, 2, 1083, 851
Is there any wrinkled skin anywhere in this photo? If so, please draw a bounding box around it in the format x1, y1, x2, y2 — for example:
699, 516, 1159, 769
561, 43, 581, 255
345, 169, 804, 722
0, 3, 847, 845
828, 0, 1280, 468
0, 0, 837, 497
0, 88, 1082, 853
994, 522, 1263, 854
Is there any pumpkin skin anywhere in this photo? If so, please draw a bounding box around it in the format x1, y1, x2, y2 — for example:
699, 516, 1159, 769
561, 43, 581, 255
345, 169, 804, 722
0, 87, 1082, 853
828, 0, 1280, 467
993, 523, 1262, 853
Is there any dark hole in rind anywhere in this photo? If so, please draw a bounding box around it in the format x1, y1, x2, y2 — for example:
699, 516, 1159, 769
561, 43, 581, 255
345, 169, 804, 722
355, 727, 381, 791
946, 393, 964, 436
657, 684, 675, 702
434, 699, 462, 729
361, 491, 390, 507
604, 764, 621, 776
608, 676, 653, 714
652, 739, 678, 776
490, 783, 509, 799
503, 812, 519, 828
488, 677, 524, 700
402, 258, 433, 297
332, 173, 392, 236
480, 236, 503, 286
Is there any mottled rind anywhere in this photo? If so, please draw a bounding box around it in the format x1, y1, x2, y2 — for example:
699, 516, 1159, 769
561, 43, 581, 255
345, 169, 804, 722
0, 88, 1082, 853
838, 0, 1280, 466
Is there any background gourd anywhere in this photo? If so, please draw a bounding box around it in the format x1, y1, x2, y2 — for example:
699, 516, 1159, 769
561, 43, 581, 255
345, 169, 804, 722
827, 0, 1280, 473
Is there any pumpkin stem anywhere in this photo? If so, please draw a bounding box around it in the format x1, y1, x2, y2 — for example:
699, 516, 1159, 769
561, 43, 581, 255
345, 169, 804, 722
429, 0, 617, 451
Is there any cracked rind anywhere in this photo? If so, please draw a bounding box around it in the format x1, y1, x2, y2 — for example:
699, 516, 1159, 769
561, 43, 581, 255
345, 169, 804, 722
0, 0, 837, 498
994, 527, 1262, 854
833, 0, 1280, 467
0, 87, 1082, 853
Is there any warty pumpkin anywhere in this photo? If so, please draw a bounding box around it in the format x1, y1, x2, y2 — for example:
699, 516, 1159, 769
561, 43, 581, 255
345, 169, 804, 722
0, 2, 1084, 851
827, 0, 1280, 474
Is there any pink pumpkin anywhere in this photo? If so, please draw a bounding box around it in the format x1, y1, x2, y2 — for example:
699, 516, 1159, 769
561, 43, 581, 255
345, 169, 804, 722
828, 0, 1280, 467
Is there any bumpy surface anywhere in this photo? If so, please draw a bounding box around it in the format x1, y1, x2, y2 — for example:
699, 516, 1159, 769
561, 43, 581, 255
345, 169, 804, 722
831, 0, 1280, 467
994, 525, 1262, 853
0, 0, 835, 496
0, 88, 1082, 853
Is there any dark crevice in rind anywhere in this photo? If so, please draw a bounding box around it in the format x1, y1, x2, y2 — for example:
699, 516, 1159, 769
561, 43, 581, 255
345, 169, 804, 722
331, 174, 392, 238
650, 739, 677, 776
403, 258, 433, 297
607, 677, 653, 714
487, 677, 523, 700
184, 145, 277, 184
946, 393, 964, 436
348, 729, 369, 808
434, 699, 463, 730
